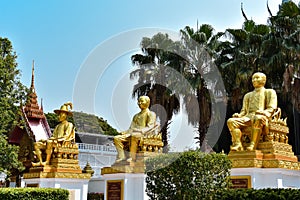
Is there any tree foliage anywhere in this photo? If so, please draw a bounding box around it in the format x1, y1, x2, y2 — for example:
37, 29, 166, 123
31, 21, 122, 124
145, 150, 231, 200
0, 38, 27, 135
130, 1, 300, 152
0, 136, 24, 177
0, 37, 26, 176
131, 33, 181, 148
179, 25, 225, 147
213, 1, 300, 153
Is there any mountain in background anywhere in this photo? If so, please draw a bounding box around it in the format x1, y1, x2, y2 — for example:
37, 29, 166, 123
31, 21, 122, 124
45, 111, 118, 136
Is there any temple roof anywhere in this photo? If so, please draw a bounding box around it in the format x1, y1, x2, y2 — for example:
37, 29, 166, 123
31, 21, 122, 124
24, 61, 44, 119
9, 61, 51, 144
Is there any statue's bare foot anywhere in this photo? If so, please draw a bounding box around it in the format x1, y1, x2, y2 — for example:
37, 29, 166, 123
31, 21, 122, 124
32, 162, 42, 167
115, 158, 125, 163
230, 143, 244, 151
246, 142, 255, 151
42, 161, 50, 166
126, 158, 136, 162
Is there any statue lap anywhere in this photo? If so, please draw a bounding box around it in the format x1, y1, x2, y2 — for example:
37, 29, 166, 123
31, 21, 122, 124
232, 108, 289, 148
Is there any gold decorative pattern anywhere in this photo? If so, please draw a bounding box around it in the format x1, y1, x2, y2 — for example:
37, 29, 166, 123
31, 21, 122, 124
101, 164, 145, 174
24, 141, 91, 179
102, 137, 163, 175
23, 172, 90, 179
229, 111, 299, 169
140, 136, 164, 154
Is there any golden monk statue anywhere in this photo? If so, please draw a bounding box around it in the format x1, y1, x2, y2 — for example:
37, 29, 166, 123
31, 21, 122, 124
114, 96, 157, 162
32, 102, 75, 166
227, 72, 277, 151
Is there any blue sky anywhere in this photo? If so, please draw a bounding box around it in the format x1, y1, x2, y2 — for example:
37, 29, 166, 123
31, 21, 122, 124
1, 0, 287, 150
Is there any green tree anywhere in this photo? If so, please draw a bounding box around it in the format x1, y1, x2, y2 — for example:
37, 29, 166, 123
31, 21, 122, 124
0, 37, 26, 178
216, 18, 271, 110
131, 33, 181, 148
145, 150, 231, 200
0, 38, 27, 135
45, 112, 59, 129
179, 24, 225, 147
0, 136, 24, 178
265, 1, 300, 109
213, 1, 300, 153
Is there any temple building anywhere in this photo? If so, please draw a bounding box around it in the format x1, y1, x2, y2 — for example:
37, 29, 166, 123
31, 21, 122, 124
9, 62, 51, 170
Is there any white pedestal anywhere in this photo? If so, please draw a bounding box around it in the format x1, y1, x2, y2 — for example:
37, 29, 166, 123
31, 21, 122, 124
88, 177, 105, 193
231, 168, 300, 189
103, 173, 148, 200
23, 178, 89, 200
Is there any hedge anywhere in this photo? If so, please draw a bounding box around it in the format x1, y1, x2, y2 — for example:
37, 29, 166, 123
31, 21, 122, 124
0, 188, 69, 200
215, 188, 300, 200
145, 150, 232, 200
87, 192, 104, 200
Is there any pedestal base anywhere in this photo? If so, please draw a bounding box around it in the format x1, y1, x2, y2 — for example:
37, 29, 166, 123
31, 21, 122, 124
101, 160, 145, 174
102, 173, 148, 200
231, 168, 300, 189
23, 177, 89, 200
228, 149, 300, 169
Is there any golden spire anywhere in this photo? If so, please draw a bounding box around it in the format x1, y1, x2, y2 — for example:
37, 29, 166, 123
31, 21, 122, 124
25, 60, 44, 118
31, 60, 35, 93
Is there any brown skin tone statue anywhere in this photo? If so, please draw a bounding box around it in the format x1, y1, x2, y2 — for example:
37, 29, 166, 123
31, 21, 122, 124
227, 72, 277, 151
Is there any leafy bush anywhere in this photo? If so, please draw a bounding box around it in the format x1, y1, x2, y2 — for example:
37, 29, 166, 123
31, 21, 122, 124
215, 188, 300, 200
145, 150, 232, 200
88, 192, 104, 200
0, 188, 69, 200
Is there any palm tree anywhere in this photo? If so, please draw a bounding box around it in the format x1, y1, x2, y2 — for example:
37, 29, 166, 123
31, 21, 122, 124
216, 14, 271, 110
130, 33, 181, 149
179, 24, 225, 147
265, 1, 300, 109
260, 0, 300, 154
214, 1, 300, 152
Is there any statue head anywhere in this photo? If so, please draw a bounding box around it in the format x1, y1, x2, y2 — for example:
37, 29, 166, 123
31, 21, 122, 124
54, 102, 73, 118
252, 72, 266, 88
138, 96, 150, 110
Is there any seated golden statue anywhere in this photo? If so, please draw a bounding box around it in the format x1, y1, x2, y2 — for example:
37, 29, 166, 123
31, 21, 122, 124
114, 96, 161, 162
32, 102, 75, 166
227, 72, 277, 151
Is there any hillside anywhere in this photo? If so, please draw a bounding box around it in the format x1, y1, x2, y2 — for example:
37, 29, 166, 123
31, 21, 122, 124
45, 111, 119, 136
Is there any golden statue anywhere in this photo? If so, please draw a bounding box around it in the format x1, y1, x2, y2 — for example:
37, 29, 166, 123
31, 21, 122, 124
114, 96, 158, 162
32, 102, 75, 166
227, 72, 277, 151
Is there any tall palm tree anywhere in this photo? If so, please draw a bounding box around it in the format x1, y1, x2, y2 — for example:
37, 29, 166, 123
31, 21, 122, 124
179, 24, 225, 147
216, 17, 271, 111
265, 1, 300, 109
130, 33, 181, 149
213, 7, 273, 152
259, 1, 300, 154
214, 1, 300, 152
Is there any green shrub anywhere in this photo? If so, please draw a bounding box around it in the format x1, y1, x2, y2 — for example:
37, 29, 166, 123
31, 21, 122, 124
215, 188, 300, 200
0, 188, 69, 200
145, 150, 232, 200
87, 192, 104, 200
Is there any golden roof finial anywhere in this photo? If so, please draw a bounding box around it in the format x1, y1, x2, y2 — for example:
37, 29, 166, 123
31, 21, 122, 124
31, 60, 35, 92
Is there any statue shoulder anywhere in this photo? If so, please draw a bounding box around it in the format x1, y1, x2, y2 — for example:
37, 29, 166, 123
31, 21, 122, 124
265, 88, 276, 93
265, 88, 277, 96
68, 121, 74, 127
147, 110, 156, 118
64, 121, 74, 131
243, 91, 252, 99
